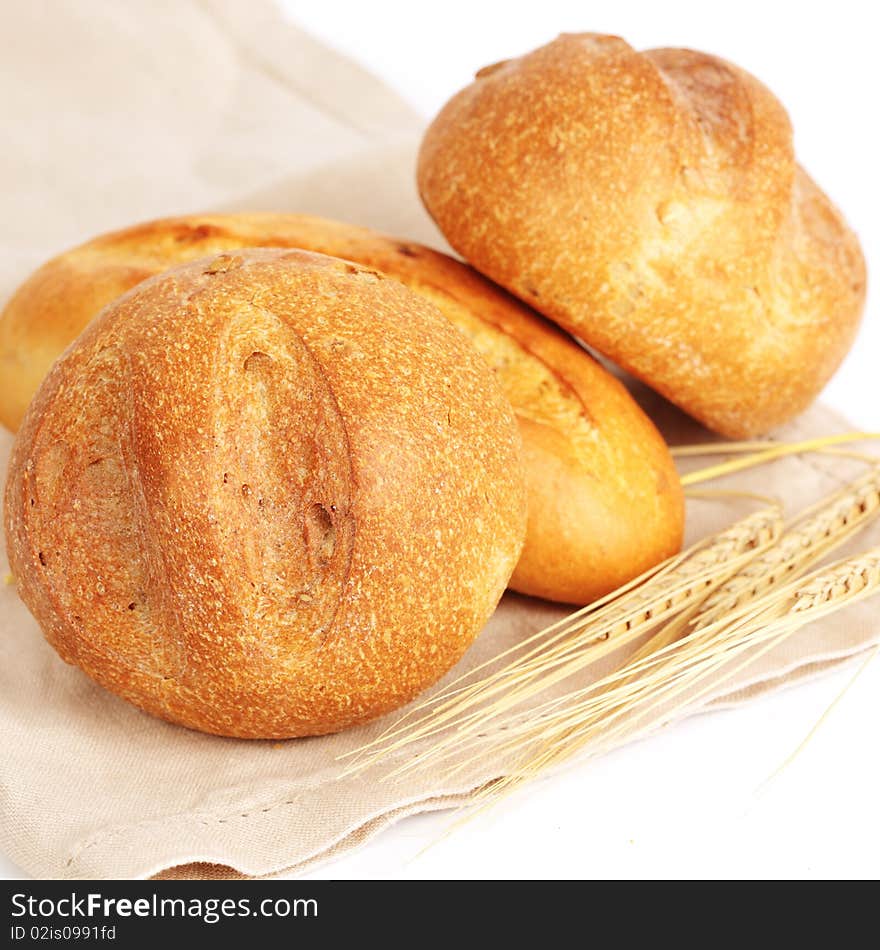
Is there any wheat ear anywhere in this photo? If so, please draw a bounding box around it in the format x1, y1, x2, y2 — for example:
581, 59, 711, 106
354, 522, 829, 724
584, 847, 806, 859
439, 548, 880, 806
622, 465, 880, 670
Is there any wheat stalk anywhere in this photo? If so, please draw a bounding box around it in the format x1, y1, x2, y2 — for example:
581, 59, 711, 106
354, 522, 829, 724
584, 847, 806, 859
552, 453, 878, 684
671, 432, 880, 458
755, 644, 879, 795
673, 431, 880, 482
390, 595, 780, 780
351, 450, 880, 772
429, 547, 880, 808
343, 506, 783, 771
346, 447, 880, 815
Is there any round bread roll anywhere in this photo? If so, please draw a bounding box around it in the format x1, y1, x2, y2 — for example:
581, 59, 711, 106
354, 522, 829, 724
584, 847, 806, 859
417, 33, 867, 438
0, 213, 684, 604
4, 249, 527, 738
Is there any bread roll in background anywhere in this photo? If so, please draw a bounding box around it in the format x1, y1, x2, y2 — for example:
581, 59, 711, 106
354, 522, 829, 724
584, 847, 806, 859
418, 33, 867, 438
4, 249, 527, 738
0, 213, 684, 604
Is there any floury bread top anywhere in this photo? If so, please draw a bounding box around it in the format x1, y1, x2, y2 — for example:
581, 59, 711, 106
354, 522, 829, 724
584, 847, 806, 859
418, 33, 867, 438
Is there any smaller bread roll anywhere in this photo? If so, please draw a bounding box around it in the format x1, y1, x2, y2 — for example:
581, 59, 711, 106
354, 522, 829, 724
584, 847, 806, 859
4, 249, 527, 738
0, 213, 684, 604
418, 33, 867, 438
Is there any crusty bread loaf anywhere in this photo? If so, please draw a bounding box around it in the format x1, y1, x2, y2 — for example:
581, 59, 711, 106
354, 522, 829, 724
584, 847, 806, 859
4, 249, 527, 738
0, 213, 684, 604
418, 34, 867, 438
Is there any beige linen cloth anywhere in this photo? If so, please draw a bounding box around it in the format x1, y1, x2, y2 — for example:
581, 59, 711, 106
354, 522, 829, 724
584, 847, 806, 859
1, 1, 877, 880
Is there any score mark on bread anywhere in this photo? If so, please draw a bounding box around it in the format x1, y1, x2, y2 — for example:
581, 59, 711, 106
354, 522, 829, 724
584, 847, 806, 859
5, 249, 527, 737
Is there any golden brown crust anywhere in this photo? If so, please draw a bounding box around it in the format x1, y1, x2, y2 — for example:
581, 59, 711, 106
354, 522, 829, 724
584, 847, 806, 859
4, 249, 527, 738
0, 212, 684, 604
417, 34, 867, 438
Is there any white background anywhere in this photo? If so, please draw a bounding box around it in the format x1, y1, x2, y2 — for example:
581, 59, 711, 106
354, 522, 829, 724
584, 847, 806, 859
2, 0, 878, 879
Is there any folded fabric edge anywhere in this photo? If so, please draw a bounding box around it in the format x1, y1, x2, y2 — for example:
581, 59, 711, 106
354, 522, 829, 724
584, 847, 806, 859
63, 787, 486, 881
149, 791, 479, 881
706, 645, 876, 709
